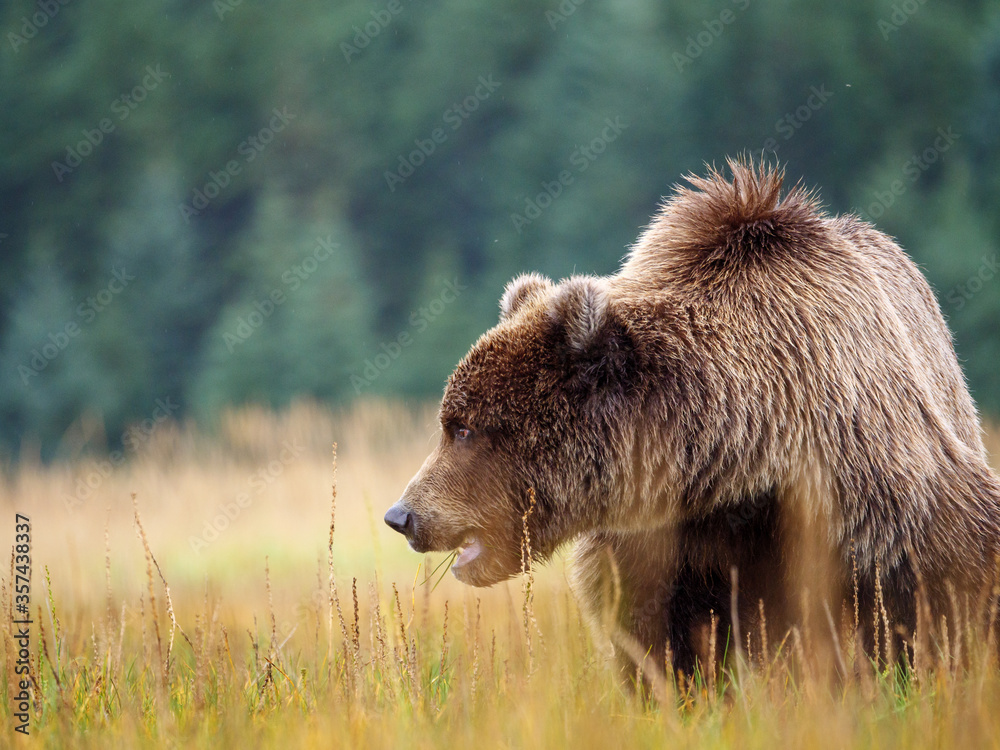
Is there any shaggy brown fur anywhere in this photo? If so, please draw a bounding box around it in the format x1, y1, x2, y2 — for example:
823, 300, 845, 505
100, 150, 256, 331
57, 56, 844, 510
386, 158, 1000, 677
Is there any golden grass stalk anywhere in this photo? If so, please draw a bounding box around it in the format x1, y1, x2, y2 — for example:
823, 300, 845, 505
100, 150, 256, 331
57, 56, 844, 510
521, 487, 538, 676
132, 492, 191, 685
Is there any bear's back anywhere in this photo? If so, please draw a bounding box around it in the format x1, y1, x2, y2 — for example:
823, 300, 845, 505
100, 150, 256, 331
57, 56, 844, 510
615, 160, 985, 461
832, 214, 985, 457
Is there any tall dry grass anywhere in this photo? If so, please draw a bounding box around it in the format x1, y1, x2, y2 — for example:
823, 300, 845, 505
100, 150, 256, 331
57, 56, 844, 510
0, 404, 999, 748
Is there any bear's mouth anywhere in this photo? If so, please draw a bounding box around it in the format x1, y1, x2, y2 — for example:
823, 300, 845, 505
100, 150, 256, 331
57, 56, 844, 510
452, 536, 483, 570
446, 531, 521, 587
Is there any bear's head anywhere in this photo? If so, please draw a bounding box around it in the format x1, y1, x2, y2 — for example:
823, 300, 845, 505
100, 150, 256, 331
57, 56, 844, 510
384, 272, 643, 586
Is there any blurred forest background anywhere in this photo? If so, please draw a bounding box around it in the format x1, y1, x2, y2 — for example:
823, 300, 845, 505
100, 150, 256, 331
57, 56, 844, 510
1, 0, 998, 460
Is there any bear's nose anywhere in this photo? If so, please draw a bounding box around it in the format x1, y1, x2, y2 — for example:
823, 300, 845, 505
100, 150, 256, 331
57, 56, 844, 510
384, 504, 413, 536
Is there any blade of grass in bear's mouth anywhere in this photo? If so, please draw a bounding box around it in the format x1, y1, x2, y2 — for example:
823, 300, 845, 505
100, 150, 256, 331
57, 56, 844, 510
429, 550, 459, 592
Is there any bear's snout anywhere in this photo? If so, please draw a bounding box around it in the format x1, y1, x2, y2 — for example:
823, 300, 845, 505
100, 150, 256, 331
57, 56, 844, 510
383, 503, 414, 537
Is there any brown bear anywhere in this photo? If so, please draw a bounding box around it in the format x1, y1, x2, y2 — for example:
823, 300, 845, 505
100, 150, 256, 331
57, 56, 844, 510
385, 158, 1000, 676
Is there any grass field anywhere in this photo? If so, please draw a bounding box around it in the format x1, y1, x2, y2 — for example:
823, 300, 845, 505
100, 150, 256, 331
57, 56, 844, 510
3, 400, 1000, 748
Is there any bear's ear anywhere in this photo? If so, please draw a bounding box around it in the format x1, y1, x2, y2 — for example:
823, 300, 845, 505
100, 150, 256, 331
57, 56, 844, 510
549, 275, 614, 355
499, 272, 554, 321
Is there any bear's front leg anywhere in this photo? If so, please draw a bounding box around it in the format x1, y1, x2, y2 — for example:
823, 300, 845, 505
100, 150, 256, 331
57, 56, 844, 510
569, 527, 690, 682
569, 494, 790, 683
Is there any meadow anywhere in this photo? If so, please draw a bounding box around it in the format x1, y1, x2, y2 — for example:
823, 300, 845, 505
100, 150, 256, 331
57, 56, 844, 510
3, 400, 1000, 749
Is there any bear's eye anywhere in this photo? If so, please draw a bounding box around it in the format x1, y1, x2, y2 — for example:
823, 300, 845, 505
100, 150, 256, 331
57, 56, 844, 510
454, 426, 473, 441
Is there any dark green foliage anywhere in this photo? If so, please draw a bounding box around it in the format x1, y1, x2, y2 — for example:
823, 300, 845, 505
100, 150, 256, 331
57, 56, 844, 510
0, 0, 997, 457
